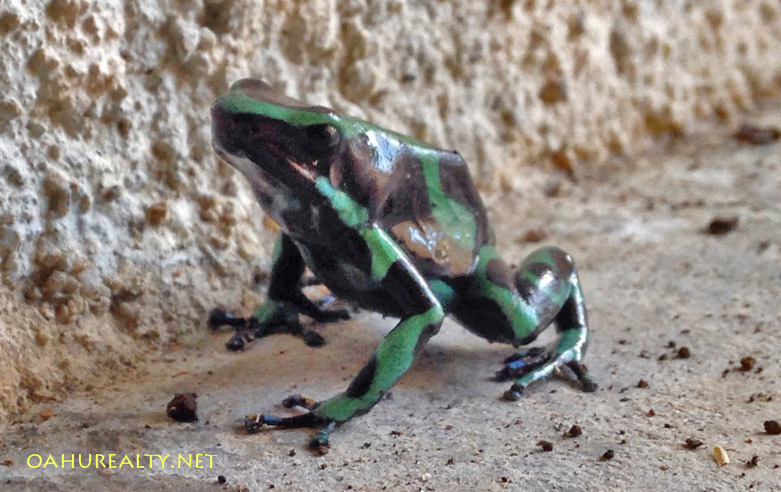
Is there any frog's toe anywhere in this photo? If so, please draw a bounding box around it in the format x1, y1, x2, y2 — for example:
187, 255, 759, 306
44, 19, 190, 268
495, 350, 552, 381
281, 394, 318, 410
208, 308, 247, 331
566, 361, 598, 393
503, 346, 547, 364
245, 411, 331, 432
225, 328, 259, 351
303, 329, 325, 347
502, 384, 525, 401
309, 430, 331, 454
311, 308, 350, 323
246, 399, 337, 451
208, 308, 229, 330
244, 413, 272, 434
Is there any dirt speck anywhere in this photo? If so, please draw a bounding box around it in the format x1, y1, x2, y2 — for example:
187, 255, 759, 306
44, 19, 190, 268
684, 438, 704, 449
564, 424, 582, 438
147, 202, 169, 226
519, 227, 549, 243
312, 444, 329, 456
537, 440, 553, 452
733, 123, 781, 144
706, 217, 739, 235
598, 449, 615, 461
739, 356, 756, 372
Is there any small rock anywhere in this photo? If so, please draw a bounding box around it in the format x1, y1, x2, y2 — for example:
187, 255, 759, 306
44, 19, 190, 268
35, 331, 49, 347
712, 445, 730, 466
763, 420, 781, 435
166, 393, 198, 422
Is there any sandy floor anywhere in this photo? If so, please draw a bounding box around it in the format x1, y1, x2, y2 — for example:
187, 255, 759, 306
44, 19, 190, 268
1, 111, 780, 491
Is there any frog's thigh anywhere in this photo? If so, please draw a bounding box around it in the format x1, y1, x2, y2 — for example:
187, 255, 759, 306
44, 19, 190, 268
453, 246, 595, 397
449, 246, 581, 347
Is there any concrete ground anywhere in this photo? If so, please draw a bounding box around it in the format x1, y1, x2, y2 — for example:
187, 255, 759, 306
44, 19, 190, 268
1, 111, 780, 491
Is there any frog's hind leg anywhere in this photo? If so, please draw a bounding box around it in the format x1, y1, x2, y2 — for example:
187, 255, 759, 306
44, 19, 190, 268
451, 245, 595, 400
502, 250, 596, 400
209, 234, 349, 351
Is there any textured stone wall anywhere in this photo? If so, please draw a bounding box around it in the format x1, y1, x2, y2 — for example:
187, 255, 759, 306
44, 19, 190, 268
0, 0, 779, 421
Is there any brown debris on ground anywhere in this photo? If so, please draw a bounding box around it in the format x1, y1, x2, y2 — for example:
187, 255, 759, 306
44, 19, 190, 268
166, 393, 198, 422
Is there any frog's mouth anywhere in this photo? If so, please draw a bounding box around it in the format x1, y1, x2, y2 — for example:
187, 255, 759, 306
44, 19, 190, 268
212, 105, 318, 190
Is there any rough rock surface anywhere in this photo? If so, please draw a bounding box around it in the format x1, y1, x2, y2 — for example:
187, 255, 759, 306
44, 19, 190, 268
1, 0, 780, 425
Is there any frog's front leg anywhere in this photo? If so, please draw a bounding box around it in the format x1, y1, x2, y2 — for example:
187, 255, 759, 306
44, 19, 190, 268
247, 226, 445, 450
209, 234, 349, 351
450, 245, 596, 400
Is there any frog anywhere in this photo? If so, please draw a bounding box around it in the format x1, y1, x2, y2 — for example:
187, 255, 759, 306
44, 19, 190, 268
209, 78, 596, 450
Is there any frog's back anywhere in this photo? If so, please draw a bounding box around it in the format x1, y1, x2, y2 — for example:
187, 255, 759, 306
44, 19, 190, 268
373, 146, 493, 278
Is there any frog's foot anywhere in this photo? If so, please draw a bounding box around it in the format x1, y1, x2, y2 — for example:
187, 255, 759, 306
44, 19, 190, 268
208, 308, 247, 331
494, 346, 551, 382
244, 412, 335, 453
208, 305, 325, 351
500, 350, 597, 401
208, 309, 259, 351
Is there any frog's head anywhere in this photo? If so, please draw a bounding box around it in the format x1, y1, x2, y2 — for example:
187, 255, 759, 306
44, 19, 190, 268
212, 79, 346, 190
212, 79, 354, 232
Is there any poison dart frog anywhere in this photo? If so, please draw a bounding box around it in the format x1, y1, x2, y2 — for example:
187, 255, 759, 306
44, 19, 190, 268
209, 79, 596, 450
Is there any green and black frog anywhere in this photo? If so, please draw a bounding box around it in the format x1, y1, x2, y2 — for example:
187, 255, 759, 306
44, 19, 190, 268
209, 79, 596, 450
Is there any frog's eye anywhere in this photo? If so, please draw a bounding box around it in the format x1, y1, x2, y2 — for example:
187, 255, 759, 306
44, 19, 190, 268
304, 124, 341, 151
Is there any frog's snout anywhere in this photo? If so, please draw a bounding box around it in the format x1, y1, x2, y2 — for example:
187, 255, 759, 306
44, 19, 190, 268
211, 100, 235, 154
